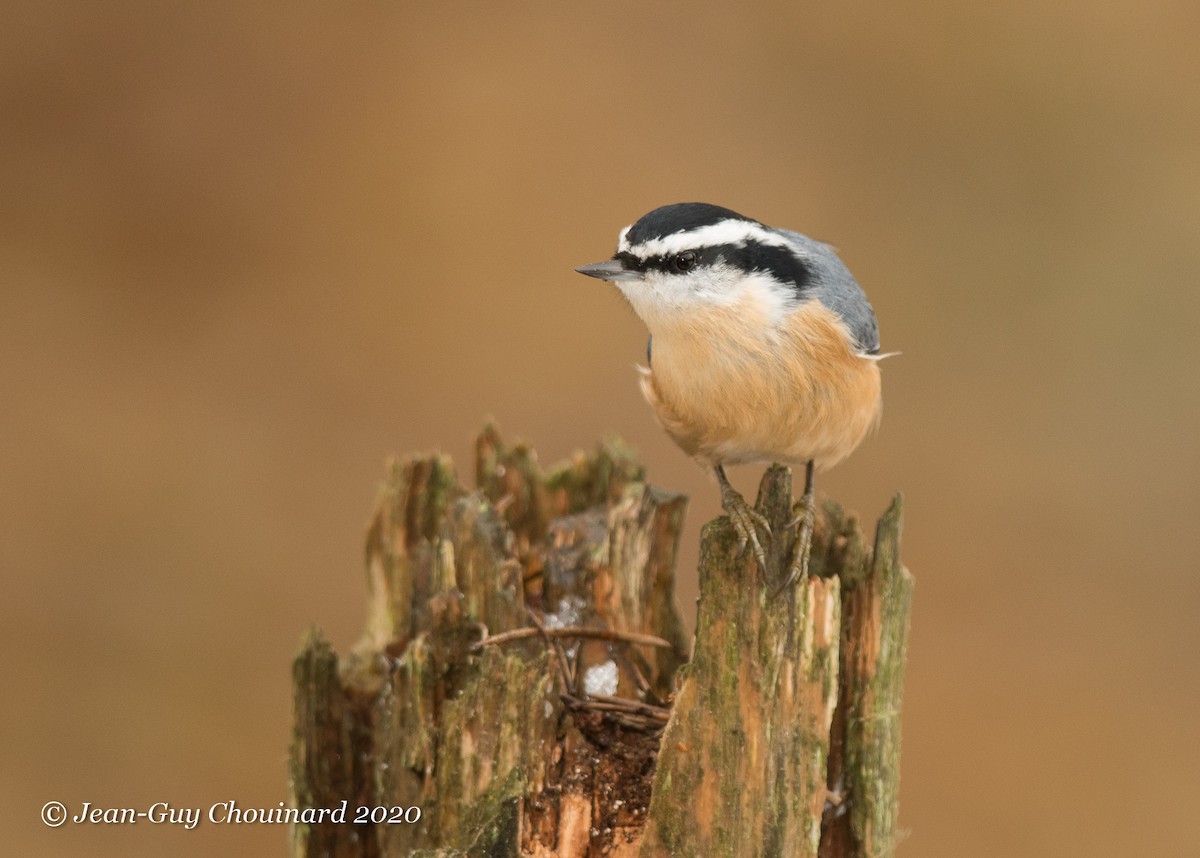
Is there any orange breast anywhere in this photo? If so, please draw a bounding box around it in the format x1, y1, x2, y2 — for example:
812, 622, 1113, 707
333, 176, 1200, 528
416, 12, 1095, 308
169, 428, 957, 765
639, 299, 881, 470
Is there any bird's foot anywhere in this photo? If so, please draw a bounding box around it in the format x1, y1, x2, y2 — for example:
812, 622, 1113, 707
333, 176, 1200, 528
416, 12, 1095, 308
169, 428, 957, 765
720, 480, 771, 571
773, 491, 815, 597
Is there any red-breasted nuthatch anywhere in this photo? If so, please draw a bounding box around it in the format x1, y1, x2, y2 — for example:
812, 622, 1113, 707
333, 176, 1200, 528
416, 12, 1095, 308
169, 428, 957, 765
577, 202, 888, 592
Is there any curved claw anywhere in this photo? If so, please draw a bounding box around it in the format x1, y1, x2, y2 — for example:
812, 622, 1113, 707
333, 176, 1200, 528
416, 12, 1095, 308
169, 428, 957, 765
720, 483, 770, 571
773, 494, 816, 598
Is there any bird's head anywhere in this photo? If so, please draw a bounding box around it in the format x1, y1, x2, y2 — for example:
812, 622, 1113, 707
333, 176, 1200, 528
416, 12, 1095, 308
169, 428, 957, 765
576, 202, 817, 330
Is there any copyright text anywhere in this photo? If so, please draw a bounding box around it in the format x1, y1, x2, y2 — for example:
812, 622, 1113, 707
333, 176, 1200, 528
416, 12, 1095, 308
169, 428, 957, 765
41, 800, 421, 829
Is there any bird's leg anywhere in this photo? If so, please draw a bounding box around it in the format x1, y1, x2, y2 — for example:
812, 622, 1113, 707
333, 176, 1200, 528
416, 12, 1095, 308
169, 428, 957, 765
716, 465, 770, 570
774, 460, 816, 596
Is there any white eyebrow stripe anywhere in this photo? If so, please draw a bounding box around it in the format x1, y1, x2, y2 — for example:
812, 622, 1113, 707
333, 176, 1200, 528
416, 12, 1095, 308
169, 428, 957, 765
618, 219, 794, 257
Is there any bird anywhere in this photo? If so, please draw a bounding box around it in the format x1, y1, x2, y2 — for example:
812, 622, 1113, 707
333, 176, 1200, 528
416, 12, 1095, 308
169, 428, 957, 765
576, 202, 887, 592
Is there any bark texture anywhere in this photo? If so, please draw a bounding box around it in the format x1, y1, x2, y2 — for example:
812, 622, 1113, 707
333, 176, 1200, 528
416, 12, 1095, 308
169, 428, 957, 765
289, 427, 912, 857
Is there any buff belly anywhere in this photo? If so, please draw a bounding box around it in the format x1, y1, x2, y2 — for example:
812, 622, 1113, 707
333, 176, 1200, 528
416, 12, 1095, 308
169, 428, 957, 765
639, 300, 882, 471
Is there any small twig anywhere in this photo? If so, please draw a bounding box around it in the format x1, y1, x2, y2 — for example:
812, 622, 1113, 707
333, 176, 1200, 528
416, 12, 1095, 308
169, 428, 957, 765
524, 607, 574, 692
623, 650, 653, 698
561, 691, 671, 723
560, 691, 672, 734
586, 692, 671, 722
473, 625, 673, 651
607, 711, 666, 731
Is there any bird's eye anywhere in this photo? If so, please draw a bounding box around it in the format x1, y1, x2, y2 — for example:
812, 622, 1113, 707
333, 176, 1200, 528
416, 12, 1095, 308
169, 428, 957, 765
672, 251, 698, 273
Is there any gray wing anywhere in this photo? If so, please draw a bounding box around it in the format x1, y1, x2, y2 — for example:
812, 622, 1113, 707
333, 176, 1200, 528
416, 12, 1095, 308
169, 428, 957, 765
779, 229, 880, 355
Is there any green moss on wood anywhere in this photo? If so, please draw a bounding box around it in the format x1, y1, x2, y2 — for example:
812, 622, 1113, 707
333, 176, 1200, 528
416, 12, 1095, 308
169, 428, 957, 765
642, 468, 843, 858
843, 495, 912, 857
293, 432, 911, 858
293, 426, 696, 857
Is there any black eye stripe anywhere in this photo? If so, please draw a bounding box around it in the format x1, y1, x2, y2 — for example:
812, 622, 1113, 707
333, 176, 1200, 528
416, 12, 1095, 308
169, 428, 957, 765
742, 240, 813, 295
615, 250, 643, 270
615, 245, 738, 274
613, 240, 813, 295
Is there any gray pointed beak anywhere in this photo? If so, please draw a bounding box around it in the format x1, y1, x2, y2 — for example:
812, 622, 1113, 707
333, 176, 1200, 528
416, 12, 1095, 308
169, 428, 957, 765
575, 259, 644, 282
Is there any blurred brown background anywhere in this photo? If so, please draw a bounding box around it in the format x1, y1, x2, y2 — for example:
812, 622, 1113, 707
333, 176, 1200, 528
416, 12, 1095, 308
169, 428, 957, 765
3, 2, 1198, 856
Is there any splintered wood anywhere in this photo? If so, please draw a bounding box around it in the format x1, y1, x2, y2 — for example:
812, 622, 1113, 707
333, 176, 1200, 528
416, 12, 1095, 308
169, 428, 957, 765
290, 426, 912, 858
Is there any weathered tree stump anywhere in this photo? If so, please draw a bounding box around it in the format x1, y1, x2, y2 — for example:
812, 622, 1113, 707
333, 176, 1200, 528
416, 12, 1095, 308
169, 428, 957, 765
290, 426, 912, 857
